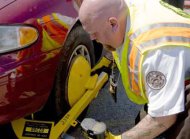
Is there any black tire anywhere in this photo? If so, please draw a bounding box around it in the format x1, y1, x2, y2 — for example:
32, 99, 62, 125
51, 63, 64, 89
55, 25, 95, 120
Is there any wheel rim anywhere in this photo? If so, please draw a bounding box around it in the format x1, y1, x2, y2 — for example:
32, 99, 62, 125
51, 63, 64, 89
69, 44, 91, 66
66, 44, 92, 106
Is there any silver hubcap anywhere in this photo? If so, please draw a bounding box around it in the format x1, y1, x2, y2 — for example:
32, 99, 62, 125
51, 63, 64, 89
69, 45, 91, 65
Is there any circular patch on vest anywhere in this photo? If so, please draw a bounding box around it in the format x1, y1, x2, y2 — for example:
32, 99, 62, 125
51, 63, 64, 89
146, 71, 166, 90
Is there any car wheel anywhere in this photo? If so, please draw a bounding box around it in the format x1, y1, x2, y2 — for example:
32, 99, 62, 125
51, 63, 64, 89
29, 24, 95, 123
55, 24, 95, 120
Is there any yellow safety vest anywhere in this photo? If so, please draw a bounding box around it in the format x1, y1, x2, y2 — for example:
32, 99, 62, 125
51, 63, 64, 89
113, 0, 190, 104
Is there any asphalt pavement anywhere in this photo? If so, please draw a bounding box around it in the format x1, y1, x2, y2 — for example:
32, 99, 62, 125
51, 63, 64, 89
69, 69, 142, 138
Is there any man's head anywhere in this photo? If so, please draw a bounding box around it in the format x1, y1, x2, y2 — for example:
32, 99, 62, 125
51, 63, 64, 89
79, 0, 128, 51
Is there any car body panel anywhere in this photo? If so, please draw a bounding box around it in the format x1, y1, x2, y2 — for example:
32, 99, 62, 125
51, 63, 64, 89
0, 0, 77, 23
0, 0, 78, 123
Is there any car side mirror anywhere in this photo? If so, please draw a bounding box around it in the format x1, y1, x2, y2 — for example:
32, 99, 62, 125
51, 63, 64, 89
0, 24, 39, 54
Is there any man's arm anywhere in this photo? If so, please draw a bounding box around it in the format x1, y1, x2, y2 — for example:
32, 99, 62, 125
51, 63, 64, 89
121, 114, 176, 139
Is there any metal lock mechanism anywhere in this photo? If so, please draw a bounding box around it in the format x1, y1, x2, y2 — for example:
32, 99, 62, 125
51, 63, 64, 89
80, 118, 107, 139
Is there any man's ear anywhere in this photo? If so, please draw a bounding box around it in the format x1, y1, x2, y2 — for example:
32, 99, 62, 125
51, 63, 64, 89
108, 17, 118, 32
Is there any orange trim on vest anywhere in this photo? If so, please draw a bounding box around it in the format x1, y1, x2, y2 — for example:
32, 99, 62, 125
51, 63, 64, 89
129, 46, 141, 95
132, 27, 190, 49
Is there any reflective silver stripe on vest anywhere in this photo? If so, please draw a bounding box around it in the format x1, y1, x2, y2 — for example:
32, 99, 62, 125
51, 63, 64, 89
139, 36, 190, 50
127, 41, 132, 61
38, 18, 44, 24
128, 43, 133, 90
130, 23, 190, 40
50, 15, 55, 21
38, 15, 54, 24
128, 67, 139, 84
134, 52, 140, 84
128, 42, 141, 90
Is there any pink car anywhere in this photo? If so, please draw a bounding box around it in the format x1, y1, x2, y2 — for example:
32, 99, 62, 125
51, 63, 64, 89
0, 0, 102, 125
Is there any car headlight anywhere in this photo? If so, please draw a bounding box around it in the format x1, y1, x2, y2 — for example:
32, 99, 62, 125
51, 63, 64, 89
0, 25, 39, 54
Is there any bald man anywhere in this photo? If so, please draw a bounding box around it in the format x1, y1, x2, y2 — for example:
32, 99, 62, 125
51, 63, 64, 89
79, 0, 126, 51
79, 0, 190, 139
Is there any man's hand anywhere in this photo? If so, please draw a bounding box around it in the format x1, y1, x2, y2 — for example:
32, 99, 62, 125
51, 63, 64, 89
121, 114, 177, 139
